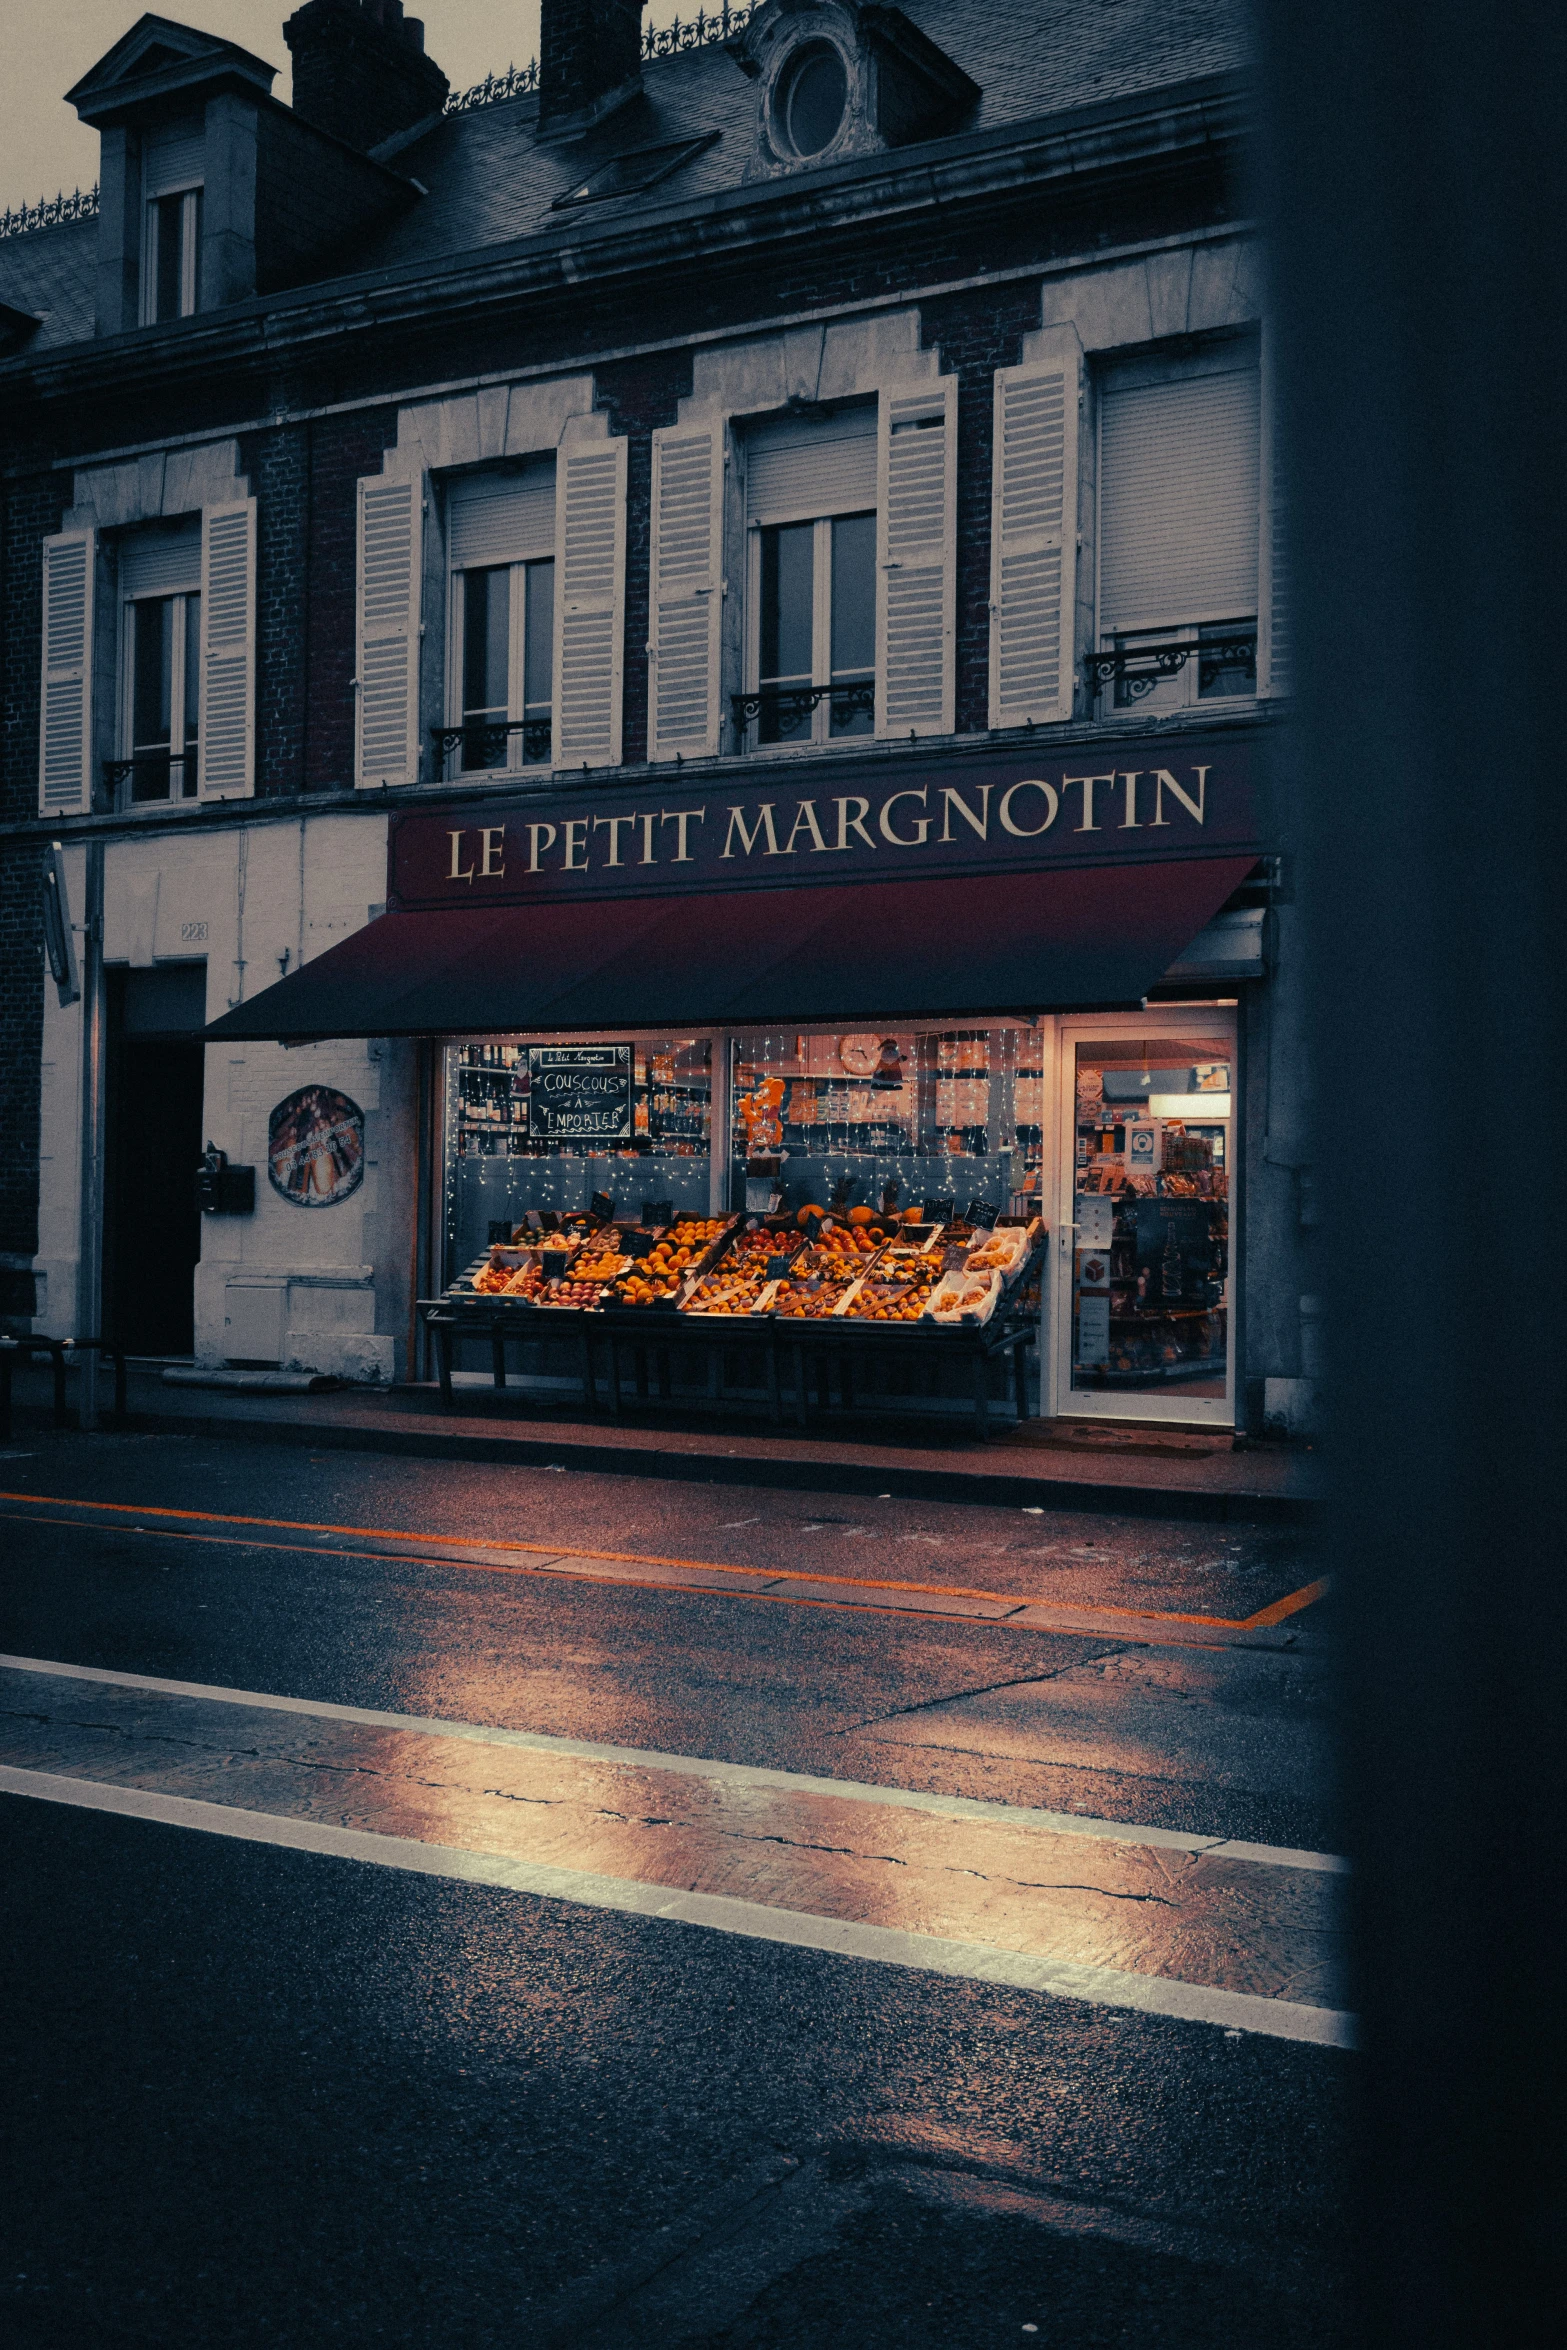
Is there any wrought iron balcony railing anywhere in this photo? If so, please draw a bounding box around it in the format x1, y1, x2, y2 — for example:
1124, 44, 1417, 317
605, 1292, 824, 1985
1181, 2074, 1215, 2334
431, 718, 553, 780
101, 752, 193, 810
731, 681, 875, 740
1084, 631, 1258, 705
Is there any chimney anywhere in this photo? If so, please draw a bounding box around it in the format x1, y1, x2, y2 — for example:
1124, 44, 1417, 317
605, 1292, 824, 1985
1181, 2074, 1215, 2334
284, 0, 448, 152
538, 0, 645, 141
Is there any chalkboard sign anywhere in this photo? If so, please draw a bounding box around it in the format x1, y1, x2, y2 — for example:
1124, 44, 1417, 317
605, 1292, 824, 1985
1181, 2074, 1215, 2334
526, 1044, 634, 1142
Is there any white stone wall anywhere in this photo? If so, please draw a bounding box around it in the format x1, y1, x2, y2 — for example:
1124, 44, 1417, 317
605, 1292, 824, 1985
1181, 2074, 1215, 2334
33, 806, 417, 1382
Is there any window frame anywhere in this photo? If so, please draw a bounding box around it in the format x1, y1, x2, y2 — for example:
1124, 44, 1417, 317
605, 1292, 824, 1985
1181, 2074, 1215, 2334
140, 183, 201, 326
1091, 337, 1262, 718
118, 581, 201, 806
445, 553, 556, 780
743, 506, 877, 752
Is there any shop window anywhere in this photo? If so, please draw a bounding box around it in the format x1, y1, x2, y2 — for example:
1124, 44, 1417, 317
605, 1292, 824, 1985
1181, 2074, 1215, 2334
112, 521, 202, 805
444, 1037, 713, 1280
1092, 338, 1260, 714
1070, 1039, 1232, 1400
741, 406, 878, 748
442, 459, 557, 778
730, 1028, 1044, 1221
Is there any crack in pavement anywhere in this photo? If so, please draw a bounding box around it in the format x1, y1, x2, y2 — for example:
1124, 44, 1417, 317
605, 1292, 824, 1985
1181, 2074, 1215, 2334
840, 1650, 1128, 1733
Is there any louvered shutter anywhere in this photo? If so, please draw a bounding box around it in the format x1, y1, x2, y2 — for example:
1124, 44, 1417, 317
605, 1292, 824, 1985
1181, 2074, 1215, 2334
649, 423, 724, 760
355, 475, 423, 788
197, 499, 256, 800
876, 381, 956, 738
554, 435, 627, 768
989, 343, 1081, 727
1258, 325, 1291, 697
38, 529, 96, 817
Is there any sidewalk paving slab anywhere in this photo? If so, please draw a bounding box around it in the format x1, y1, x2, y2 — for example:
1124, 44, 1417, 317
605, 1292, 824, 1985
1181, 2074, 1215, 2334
2, 1362, 1321, 1524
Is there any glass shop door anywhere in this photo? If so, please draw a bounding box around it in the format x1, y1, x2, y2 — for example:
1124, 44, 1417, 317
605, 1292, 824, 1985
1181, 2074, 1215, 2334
1052, 1013, 1237, 1427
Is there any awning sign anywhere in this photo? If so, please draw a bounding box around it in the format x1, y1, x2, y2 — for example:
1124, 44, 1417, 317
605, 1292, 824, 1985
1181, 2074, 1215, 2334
526, 1043, 633, 1142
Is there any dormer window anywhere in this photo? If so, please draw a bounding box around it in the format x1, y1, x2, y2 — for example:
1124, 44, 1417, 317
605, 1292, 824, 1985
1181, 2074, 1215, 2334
146, 188, 201, 323
140, 119, 204, 324
737, 1, 979, 182
775, 42, 850, 158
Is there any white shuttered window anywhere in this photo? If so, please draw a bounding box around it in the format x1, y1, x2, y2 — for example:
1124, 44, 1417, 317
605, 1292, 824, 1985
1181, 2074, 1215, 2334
649, 423, 725, 760
553, 437, 627, 768
356, 475, 424, 788
197, 499, 256, 799
876, 381, 956, 738
39, 529, 96, 816
989, 333, 1082, 728
1098, 348, 1260, 631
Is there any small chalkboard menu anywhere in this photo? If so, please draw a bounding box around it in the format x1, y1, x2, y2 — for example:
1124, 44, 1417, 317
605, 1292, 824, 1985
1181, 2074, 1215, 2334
526, 1044, 634, 1143
920, 1196, 956, 1223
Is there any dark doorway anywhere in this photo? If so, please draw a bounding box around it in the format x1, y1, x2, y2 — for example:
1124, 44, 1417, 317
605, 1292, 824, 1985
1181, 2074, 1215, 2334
104, 964, 207, 1355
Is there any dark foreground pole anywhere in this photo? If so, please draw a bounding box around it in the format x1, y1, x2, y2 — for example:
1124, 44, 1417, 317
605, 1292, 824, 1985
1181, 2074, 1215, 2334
1253, 5, 1567, 2342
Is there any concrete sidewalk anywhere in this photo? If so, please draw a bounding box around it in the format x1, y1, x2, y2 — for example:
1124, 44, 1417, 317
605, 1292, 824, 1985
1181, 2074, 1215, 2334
2, 1358, 1319, 1522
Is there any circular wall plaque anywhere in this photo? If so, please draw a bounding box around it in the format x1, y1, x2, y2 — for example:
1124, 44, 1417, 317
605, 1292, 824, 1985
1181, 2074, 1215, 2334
267, 1086, 365, 1208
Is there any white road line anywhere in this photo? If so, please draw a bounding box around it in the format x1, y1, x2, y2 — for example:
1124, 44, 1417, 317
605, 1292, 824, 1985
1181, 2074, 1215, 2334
0, 1765, 1354, 2051
0, 1654, 1348, 1873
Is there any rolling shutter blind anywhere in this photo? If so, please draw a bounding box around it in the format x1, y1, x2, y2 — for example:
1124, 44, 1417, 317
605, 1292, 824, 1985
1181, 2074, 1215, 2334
1098, 357, 1261, 631
1258, 326, 1291, 697
119, 519, 202, 598
876, 381, 956, 738
649, 422, 724, 760
197, 498, 256, 800
554, 436, 627, 768
989, 341, 1082, 727
745, 406, 877, 526
447, 461, 556, 568
144, 117, 204, 196
38, 529, 96, 817
355, 474, 423, 788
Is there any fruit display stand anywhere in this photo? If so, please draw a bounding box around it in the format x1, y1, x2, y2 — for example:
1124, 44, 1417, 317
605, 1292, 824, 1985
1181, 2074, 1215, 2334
419, 1217, 1045, 1437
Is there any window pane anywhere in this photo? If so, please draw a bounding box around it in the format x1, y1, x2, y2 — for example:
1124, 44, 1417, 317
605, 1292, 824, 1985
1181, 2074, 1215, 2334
1071, 1038, 1232, 1400
759, 522, 813, 683
182, 594, 201, 794
154, 195, 183, 324
523, 560, 554, 716
830, 511, 875, 736
185, 189, 202, 315
133, 599, 173, 748
830, 513, 875, 676
462, 566, 510, 769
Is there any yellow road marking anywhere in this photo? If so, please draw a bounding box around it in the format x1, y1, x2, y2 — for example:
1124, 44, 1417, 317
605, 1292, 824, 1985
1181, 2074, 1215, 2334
0, 1489, 1326, 1631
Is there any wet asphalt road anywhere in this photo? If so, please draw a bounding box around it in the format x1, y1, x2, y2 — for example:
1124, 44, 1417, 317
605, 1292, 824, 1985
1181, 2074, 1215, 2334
0, 1430, 1346, 2345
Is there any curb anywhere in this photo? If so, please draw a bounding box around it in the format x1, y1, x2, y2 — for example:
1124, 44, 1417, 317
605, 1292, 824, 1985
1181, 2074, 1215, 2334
24, 1401, 1321, 1525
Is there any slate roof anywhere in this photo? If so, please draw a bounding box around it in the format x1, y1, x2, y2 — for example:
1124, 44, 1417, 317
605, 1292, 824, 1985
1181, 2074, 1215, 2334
365, 0, 1248, 273
0, 0, 1247, 357
0, 217, 98, 352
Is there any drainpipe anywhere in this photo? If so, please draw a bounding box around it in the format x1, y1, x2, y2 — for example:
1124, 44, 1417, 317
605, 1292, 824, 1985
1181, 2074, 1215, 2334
77, 840, 107, 1428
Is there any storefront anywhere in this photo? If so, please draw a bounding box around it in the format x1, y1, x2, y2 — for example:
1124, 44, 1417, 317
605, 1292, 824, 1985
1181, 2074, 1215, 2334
207, 731, 1265, 1429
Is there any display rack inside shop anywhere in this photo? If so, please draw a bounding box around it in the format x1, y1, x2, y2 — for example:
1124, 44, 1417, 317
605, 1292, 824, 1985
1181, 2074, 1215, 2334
418, 1205, 1045, 1434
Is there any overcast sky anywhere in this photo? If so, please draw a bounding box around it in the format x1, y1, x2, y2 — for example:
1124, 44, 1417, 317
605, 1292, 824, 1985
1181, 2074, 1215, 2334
4, 1, 698, 213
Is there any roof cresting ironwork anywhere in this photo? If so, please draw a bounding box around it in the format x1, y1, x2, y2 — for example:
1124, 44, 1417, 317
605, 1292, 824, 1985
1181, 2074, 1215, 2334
0, 184, 100, 240
444, 6, 756, 115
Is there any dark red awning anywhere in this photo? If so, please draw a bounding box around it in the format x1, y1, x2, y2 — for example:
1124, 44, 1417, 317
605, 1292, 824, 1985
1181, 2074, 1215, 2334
205, 857, 1256, 1042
